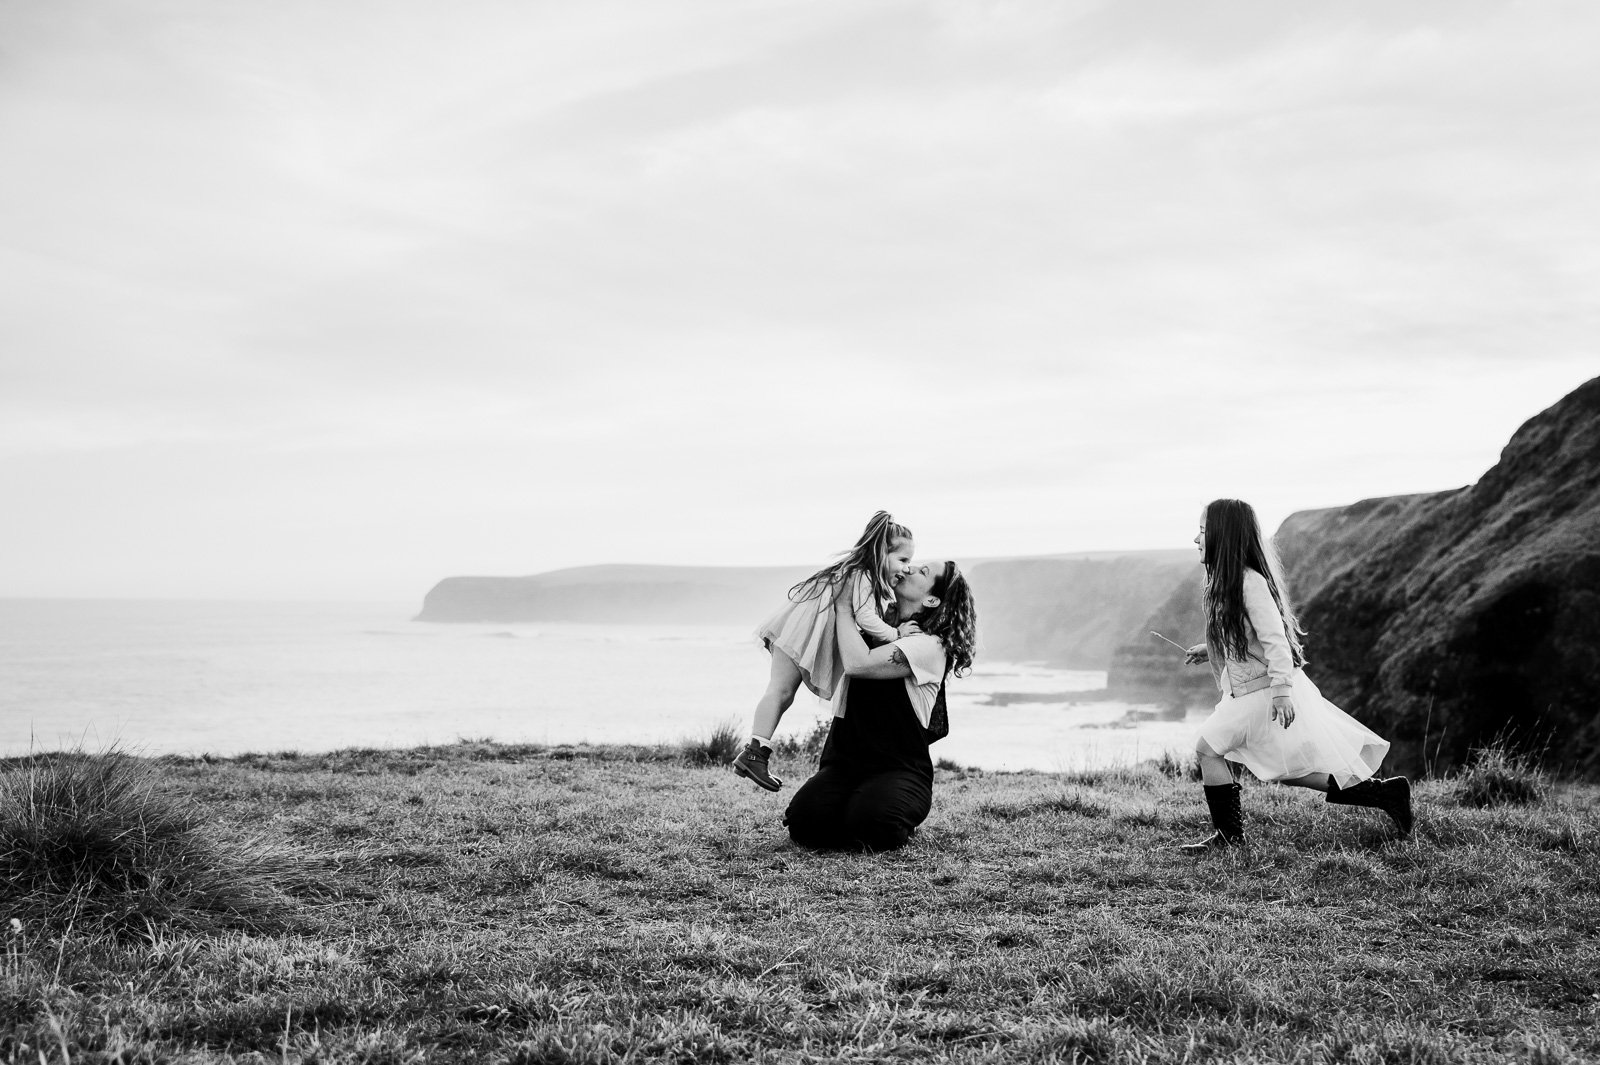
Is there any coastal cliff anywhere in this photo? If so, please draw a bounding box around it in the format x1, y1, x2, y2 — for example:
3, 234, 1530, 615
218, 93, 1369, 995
1303, 376, 1600, 776
417, 552, 1196, 669
1112, 495, 1445, 699
1105, 572, 1215, 705
417, 565, 814, 625
1273, 493, 1441, 598
415, 378, 1600, 773
1110, 376, 1600, 772
966, 553, 1197, 668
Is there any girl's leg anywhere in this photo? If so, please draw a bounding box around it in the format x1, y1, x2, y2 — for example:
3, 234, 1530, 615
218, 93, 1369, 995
1280, 772, 1331, 792
1179, 738, 1245, 852
733, 650, 804, 791
751, 649, 803, 742
1324, 775, 1414, 833
1195, 738, 1235, 786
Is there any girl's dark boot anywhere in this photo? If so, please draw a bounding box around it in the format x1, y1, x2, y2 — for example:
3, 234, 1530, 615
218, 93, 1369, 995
1178, 782, 1244, 852
1326, 776, 1413, 834
731, 739, 782, 792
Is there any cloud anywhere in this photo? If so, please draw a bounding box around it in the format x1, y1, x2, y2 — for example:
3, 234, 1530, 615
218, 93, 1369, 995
0, 0, 1596, 596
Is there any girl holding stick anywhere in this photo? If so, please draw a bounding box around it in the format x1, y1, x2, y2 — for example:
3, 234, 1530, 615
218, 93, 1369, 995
1177, 498, 1413, 851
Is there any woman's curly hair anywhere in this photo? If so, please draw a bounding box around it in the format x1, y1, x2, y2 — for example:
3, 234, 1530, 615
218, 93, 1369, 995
917, 560, 977, 677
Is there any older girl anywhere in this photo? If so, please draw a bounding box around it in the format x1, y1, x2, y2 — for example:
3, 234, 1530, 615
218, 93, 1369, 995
1179, 498, 1412, 851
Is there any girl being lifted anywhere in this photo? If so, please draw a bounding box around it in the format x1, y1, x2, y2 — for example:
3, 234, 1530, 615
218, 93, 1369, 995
732, 511, 915, 792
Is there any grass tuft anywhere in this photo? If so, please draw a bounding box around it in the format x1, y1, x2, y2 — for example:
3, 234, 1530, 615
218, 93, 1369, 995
0, 749, 312, 935
1453, 745, 1548, 808
679, 720, 743, 767
771, 715, 832, 760
1150, 749, 1201, 781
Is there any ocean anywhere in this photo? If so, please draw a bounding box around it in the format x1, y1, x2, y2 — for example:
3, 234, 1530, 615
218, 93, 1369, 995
0, 599, 1201, 771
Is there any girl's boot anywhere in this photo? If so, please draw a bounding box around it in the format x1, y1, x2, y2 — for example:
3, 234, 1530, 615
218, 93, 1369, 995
1178, 782, 1244, 852
732, 739, 782, 792
1326, 776, 1413, 834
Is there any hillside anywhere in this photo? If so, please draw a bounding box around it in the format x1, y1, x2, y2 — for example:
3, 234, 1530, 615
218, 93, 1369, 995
413, 377, 1600, 774
417, 564, 814, 625
1104, 571, 1215, 705
1274, 493, 1441, 597
1109, 495, 1448, 702
417, 551, 1197, 669
1303, 376, 1600, 776
965, 552, 1196, 668
1116, 376, 1600, 775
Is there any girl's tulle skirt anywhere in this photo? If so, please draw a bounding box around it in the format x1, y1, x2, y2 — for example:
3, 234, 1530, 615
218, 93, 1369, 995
1198, 670, 1389, 789
755, 592, 844, 701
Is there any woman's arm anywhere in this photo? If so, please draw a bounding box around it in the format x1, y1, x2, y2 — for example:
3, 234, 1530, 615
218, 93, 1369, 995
834, 589, 915, 679
849, 571, 900, 644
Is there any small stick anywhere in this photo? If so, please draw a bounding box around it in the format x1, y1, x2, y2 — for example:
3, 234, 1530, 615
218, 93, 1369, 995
756, 944, 805, 981
1149, 631, 1188, 651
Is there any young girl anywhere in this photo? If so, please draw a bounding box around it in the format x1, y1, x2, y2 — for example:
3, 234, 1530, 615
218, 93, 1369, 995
1177, 498, 1413, 851
732, 511, 915, 792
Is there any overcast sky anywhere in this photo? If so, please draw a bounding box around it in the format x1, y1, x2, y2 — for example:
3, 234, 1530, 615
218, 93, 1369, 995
2, 0, 1596, 601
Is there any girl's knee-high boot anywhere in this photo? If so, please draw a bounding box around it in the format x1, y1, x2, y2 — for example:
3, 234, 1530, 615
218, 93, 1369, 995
1326, 776, 1413, 834
1178, 782, 1244, 853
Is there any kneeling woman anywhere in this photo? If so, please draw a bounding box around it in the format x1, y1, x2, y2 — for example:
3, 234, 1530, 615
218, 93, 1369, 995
784, 559, 977, 851
1180, 498, 1413, 851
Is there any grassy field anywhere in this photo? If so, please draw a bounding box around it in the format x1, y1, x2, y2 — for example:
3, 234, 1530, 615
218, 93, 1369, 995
3, 739, 1598, 1064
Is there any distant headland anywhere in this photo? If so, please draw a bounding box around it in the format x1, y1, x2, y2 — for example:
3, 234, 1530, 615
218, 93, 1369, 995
417, 376, 1600, 776
415, 550, 1199, 673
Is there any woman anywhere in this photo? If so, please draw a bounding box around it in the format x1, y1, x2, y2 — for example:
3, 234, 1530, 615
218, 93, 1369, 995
1179, 498, 1411, 851
783, 559, 977, 852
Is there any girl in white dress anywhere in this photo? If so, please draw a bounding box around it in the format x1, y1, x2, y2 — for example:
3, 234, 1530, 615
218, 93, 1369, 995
732, 511, 915, 792
1178, 498, 1413, 851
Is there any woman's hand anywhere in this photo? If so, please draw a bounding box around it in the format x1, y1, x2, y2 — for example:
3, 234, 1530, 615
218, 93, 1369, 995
1271, 695, 1296, 728
1184, 643, 1209, 665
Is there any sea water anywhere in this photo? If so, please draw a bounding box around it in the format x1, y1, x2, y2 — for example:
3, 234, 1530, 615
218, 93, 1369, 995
0, 599, 1199, 771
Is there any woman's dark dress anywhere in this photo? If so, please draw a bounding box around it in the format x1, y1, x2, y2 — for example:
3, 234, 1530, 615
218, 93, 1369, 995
783, 674, 934, 851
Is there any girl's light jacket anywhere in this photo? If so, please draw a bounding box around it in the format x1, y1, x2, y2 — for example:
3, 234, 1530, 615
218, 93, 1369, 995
1206, 568, 1296, 701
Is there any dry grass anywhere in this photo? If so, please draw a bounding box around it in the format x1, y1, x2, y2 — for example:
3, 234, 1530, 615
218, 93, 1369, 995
2, 741, 1597, 1063
1452, 745, 1549, 808
679, 719, 744, 767
0, 751, 317, 938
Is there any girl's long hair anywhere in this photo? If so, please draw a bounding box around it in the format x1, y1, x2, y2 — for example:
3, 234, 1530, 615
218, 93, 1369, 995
917, 560, 977, 677
1201, 498, 1306, 668
790, 511, 912, 607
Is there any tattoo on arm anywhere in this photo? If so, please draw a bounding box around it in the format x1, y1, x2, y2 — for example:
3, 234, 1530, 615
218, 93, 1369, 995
889, 647, 908, 668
